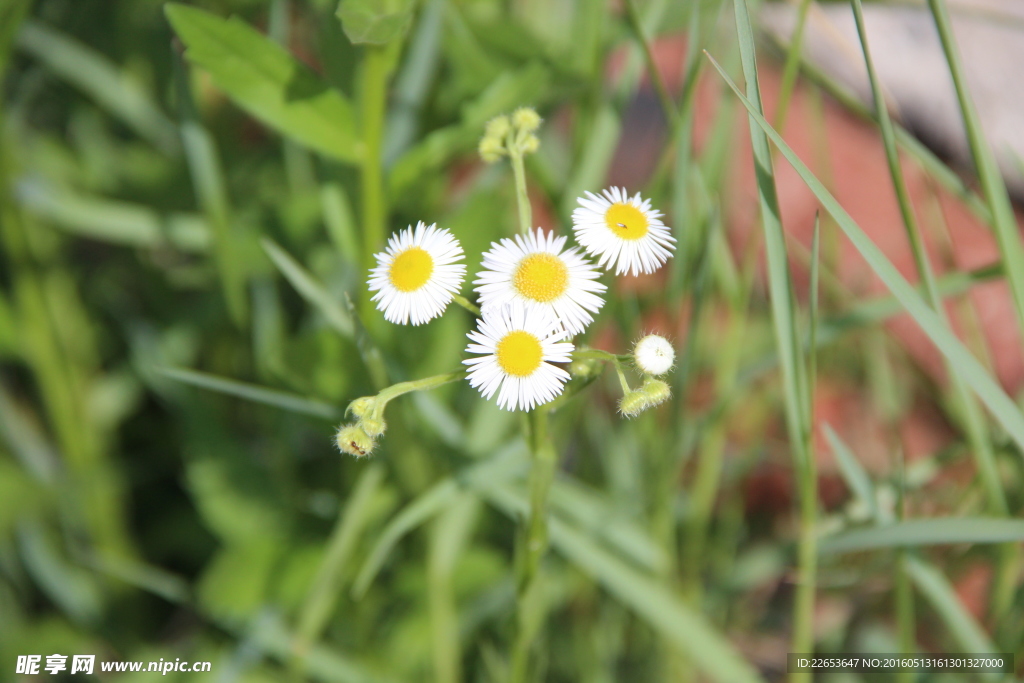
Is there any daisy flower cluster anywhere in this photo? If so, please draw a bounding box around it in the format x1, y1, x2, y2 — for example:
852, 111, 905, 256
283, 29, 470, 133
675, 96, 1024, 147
336, 109, 679, 457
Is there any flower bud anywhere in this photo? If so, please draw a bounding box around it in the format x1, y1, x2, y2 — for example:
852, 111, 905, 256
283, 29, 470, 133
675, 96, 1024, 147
633, 334, 675, 376
569, 357, 601, 380
335, 424, 375, 458
360, 415, 387, 438
618, 390, 648, 418
478, 136, 505, 163
484, 115, 512, 140
639, 378, 671, 408
347, 396, 375, 418
519, 134, 540, 155
512, 107, 541, 133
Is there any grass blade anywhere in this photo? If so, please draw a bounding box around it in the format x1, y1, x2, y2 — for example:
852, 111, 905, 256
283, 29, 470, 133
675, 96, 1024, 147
819, 518, 1024, 555
706, 51, 1024, 461
296, 464, 385, 650
927, 0, 1024, 338
351, 443, 527, 598
156, 367, 338, 420
823, 424, 878, 521
17, 20, 179, 154
904, 556, 996, 655
484, 484, 766, 683
261, 238, 354, 338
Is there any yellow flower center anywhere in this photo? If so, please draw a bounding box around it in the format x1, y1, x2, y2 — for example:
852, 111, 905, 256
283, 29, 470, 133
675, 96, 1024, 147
605, 203, 649, 240
388, 247, 433, 292
496, 330, 543, 377
512, 253, 569, 303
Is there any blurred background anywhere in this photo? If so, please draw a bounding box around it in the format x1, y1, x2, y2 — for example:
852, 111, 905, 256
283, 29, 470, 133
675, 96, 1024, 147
2, 0, 1023, 681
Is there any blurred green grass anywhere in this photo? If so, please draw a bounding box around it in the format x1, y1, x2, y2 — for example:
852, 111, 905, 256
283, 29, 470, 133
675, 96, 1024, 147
2, 0, 1024, 682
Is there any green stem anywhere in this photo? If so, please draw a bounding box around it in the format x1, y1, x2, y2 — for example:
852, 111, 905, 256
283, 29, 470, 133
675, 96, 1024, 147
509, 409, 557, 683
359, 45, 391, 279
508, 145, 532, 235
374, 370, 465, 406
451, 294, 480, 316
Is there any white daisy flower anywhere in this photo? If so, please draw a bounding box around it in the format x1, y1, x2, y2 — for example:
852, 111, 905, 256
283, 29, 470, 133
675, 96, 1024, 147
474, 228, 605, 336
633, 334, 675, 376
368, 222, 466, 325
571, 186, 676, 276
463, 302, 574, 412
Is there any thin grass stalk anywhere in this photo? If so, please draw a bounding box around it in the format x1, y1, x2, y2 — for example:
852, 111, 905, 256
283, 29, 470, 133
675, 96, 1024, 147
926, 0, 1024, 338
730, 1, 815, 674
772, 0, 813, 130
509, 408, 556, 683
358, 44, 393, 297
851, 0, 1016, 622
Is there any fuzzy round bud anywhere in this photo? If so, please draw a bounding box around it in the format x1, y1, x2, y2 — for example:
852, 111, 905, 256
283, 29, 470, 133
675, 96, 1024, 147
347, 396, 375, 418
478, 136, 505, 163
639, 378, 671, 408
336, 424, 375, 458
633, 334, 675, 376
519, 134, 540, 155
569, 357, 601, 380
512, 107, 541, 133
485, 115, 512, 140
618, 390, 648, 418
360, 415, 387, 438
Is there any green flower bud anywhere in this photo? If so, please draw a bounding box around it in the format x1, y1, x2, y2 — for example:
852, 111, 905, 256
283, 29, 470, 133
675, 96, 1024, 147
569, 357, 601, 380
360, 415, 387, 438
618, 390, 648, 419
640, 378, 671, 408
512, 107, 541, 133
478, 136, 505, 163
519, 134, 540, 155
485, 115, 512, 140
335, 424, 375, 458
347, 396, 375, 418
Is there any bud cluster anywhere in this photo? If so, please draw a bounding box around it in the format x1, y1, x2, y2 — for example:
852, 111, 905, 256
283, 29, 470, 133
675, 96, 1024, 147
335, 394, 389, 457
478, 107, 542, 163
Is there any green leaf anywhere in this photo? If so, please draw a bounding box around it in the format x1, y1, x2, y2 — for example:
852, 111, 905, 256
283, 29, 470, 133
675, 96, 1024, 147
904, 556, 996, 654
337, 0, 415, 46
261, 238, 354, 339
165, 4, 363, 163
823, 424, 878, 521
156, 366, 339, 420
707, 52, 1024, 462
819, 518, 1024, 555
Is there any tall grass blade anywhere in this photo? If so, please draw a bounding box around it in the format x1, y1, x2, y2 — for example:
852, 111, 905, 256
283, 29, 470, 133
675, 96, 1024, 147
819, 518, 1024, 555
706, 52, 1024, 461
155, 367, 338, 420
261, 238, 354, 338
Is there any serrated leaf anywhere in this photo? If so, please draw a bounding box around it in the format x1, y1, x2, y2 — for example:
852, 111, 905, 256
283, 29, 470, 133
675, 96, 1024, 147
165, 4, 363, 163
337, 0, 415, 45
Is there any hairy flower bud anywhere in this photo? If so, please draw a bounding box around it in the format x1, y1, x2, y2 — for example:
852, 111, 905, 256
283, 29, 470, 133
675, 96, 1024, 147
512, 107, 541, 133
360, 415, 387, 438
347, 396, 375, 418
478, 136, 505, 163
336, 424, 375, 458
485, 115, 512, 140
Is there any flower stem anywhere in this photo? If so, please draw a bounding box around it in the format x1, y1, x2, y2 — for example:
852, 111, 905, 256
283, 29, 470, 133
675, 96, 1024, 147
509, 408, 556, 683
451, 294, 480, 316
507, 143, 532, 235
374, 370, 465, 406
358, 44, 393, 291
